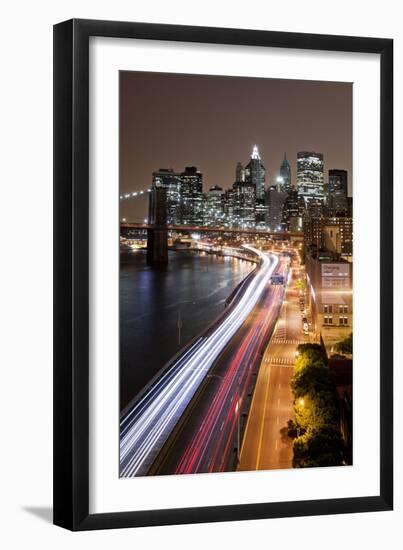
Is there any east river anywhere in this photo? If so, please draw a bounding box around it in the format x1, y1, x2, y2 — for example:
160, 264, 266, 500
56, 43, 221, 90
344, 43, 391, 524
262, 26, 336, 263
120, 249, 254, 410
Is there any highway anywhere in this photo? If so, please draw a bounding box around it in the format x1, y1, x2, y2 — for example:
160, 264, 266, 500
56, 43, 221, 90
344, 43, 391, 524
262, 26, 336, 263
154, 255, 290, 475
120, 246, 279, 477
239, 263, 307, 471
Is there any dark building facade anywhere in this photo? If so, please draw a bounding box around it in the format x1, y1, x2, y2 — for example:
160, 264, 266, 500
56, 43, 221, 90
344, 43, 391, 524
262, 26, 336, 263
147, 186, 168, 264
323, 217, 353, 259
282, 189, 305, 231
306, 197, 325, 218
266, 185, 287, 230
235, 161, 245, 183
152, 168, 181, 225
304, 215, 353, 260
279, 153, 292, 192
179, 166, 203, 226
303, 216, 326, 249
328, 169, 349, 216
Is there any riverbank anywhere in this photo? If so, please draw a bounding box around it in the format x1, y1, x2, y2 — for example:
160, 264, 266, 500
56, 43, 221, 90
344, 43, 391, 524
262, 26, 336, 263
120, 247, 274, 477
120, 249, 254, 410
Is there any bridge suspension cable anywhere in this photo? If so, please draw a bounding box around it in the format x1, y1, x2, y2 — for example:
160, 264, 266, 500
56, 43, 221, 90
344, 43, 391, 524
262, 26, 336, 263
120, 188, 152, 200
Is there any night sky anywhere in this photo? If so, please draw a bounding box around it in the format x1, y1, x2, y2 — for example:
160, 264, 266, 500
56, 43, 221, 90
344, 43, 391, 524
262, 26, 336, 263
120, 71, 352, 221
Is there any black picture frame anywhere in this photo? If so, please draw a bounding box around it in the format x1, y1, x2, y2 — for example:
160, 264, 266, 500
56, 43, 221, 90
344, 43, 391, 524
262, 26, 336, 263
53, 18, 393, 531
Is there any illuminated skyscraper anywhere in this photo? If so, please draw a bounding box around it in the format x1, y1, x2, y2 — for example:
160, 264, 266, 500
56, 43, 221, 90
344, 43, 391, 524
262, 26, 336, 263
224, 188, 235, 222
233, 181, 256, 225
179, 166, 203, 226
245, 145, 266, 200
206, 185, 225, 226
297, 151, 324, 202
152, 168, 181, 225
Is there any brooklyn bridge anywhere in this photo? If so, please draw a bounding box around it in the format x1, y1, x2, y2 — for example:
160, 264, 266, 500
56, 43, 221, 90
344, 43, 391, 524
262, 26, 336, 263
121, 187, 303, 264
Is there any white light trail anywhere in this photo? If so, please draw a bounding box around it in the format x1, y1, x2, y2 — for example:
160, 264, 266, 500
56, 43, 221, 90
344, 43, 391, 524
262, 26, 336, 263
120, 247, 279, 477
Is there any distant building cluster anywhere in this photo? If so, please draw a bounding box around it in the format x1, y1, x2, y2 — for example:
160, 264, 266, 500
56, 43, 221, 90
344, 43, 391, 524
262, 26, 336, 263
150, 145, 354, 349
151, 146, 352, 234
147, 145, 354, 350
152, 166, 204, 227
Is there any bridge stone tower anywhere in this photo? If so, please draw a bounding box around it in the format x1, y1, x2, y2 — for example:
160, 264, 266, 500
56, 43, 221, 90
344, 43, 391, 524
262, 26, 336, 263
147, 186, 168, 265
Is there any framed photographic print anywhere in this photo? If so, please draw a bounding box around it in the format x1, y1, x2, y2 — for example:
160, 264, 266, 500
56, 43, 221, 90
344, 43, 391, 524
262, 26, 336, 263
53, 19, 393, 530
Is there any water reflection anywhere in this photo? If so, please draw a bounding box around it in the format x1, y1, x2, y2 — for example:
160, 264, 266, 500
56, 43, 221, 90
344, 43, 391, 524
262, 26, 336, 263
120, 249, 253, 410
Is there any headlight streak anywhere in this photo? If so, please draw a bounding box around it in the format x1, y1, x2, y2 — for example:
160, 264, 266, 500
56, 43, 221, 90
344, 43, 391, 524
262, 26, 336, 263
120, 337, 205, 439
120, 250, 276, 475
175, 279, 283, 475
120, 247, 278, 477
120, 257, 255, 440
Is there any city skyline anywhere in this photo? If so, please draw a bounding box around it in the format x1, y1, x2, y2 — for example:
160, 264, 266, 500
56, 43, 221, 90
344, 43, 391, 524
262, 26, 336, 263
120, 72, 352, 220
119, 70, 353, 477
121, 143, 352, 232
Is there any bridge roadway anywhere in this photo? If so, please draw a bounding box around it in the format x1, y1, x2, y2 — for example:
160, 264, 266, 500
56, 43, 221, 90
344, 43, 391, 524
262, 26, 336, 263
119, 246, 279, 477
121, 222, 303, 239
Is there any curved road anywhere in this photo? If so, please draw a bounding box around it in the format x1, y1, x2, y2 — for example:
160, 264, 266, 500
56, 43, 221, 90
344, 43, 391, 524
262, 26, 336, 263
120, 247, 279, 477
156, 255, 289, 475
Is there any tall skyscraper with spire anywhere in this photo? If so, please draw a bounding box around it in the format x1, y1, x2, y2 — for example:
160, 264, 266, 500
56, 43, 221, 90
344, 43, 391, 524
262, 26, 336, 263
245, 145, 266, 200
279, 153, 292, 192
